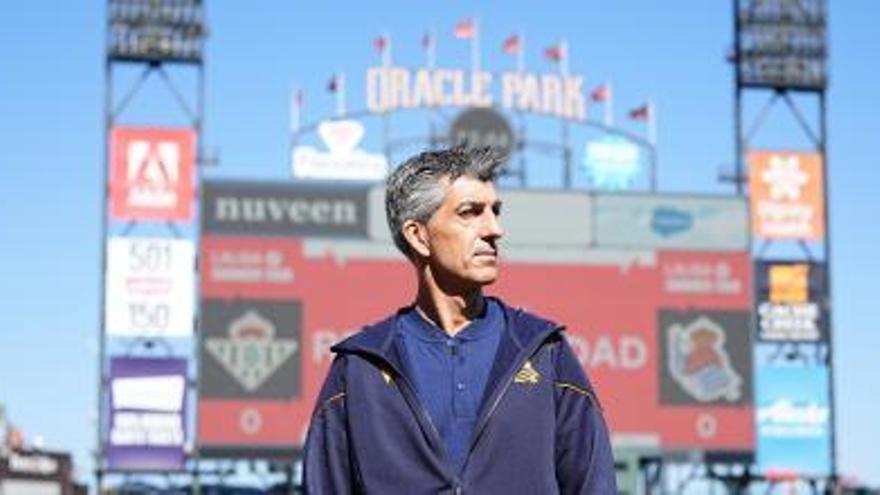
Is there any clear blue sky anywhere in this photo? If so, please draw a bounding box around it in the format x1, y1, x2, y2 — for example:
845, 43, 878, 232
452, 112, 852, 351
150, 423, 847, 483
1, 0, 878, 488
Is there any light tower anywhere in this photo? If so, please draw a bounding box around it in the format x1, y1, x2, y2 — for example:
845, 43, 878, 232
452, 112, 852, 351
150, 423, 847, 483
732, 0, 835, 492
97, 1, 206, 492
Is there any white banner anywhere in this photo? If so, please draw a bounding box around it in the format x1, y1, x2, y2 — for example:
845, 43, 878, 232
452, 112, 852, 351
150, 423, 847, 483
593, 194, 748, 251
105, 237, 195, 337
292, 120, 388, 181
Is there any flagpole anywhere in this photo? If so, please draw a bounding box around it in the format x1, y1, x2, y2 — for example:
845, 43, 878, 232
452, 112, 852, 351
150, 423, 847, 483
517, 32, 525, 73
428, 27, 436, 69
384, 30, 392, 67
337, 72, 346, 117
560, 38, 569, 77
648, 100, 657, 191
559, 37, 571, 188
289, 86, 299, 175
380, 35, 392, 164
472, 18, 480, 74
291, 86, 301, 137
605, 81, 613, 127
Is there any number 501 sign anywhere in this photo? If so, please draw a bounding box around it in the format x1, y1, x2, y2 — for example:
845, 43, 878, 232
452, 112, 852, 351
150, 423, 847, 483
105, 237, 195, 337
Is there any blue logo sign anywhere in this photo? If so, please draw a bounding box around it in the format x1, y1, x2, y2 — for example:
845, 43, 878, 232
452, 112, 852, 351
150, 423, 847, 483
583, 137, 641, 190
756, 365, 831, 477
650, 207, 693, 237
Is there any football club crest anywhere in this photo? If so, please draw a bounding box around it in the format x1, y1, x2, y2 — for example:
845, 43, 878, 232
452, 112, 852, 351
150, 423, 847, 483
666, 316, 742, 402
206, 310, 299, 391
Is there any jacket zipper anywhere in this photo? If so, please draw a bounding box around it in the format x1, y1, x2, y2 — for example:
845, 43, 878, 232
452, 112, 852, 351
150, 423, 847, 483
342, 349, 460, 485
461, 325, 563, 473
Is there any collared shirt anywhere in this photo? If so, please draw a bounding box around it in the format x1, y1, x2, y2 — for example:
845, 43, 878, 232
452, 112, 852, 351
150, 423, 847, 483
396, 299, 503, 475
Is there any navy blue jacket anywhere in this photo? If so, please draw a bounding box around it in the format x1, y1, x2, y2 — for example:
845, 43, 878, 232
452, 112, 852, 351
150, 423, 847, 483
303, 298, 617, 494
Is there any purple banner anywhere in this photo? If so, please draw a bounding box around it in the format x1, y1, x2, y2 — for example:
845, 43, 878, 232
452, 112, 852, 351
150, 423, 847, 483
107, 357, 188, 471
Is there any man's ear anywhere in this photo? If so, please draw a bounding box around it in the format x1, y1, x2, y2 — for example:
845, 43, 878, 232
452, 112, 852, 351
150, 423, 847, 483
402, 219, 430, 258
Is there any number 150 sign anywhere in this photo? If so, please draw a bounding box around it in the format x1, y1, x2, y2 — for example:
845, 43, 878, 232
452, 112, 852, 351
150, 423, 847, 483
105, 237, 195, 337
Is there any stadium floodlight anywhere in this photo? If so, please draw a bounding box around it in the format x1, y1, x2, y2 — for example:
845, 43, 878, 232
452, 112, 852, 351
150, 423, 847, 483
107, 0, 205, 65
735, 0, 827, 91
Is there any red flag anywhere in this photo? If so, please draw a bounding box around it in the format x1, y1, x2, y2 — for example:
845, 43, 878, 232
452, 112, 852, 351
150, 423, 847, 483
454, 18, 475, 39
421, 31, 433, 50
5, 427, 24, 451
373, 35, 387, 53
629, 104, 651, 121
502, 34, 520, 55
544, 44, 564, 62
327, 76, 338, 93
590, 84, 609, 102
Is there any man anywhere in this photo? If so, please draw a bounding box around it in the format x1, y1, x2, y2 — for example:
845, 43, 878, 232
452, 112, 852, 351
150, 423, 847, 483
304, 147, 616, 494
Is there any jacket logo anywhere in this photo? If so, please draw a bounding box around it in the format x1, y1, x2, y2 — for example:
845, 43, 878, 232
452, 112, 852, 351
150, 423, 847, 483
514, 360, 541, 384
380, 369, 393, 385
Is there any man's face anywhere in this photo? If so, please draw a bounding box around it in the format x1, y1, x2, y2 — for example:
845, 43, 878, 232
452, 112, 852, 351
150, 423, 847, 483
421, 175, 504, 287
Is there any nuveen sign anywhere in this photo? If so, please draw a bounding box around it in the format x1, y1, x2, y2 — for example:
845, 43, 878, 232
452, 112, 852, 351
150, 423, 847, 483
202, 181, 370, 238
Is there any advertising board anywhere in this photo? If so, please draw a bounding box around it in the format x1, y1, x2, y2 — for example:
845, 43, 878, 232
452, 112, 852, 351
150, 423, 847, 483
107, 357, 188, 471
109, 126, 195, 222
105, 237, 195, 338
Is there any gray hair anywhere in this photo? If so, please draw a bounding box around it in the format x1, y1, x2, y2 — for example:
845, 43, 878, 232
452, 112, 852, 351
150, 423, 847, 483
385, 146, 505, 258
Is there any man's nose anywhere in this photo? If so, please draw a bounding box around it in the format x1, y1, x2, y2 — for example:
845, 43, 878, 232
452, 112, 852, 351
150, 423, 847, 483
482, 210, 504, 240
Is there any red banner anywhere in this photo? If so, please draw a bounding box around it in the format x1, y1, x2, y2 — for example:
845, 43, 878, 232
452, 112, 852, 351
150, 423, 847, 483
199, 237, 754, 453
110, 126, 195, 221
495, 251, 754, 450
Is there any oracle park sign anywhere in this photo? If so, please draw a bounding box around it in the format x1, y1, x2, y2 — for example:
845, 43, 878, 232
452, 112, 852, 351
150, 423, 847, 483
290, 43, 653, 187
366, 66, 587, 120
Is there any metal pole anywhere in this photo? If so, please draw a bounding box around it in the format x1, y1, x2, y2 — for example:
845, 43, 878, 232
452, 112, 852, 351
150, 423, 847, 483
649, 145, 658, 192
192, 58, 206, 495
192, 7, 209, 489
471, 19, 480, 75
561, 120, 571, 189
819, 89, 837, 494
518, 114, 527, 187
96, 51, 112, 495
383, 111, 391, 167
733, 0, 744, 195
733, 89, 743, 195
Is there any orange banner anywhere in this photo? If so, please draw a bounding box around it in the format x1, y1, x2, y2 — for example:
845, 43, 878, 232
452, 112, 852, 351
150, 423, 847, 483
748, 150, 825, 241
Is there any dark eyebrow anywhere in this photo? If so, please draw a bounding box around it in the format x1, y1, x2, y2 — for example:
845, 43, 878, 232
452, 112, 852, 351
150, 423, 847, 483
456, 200, 484, 210
457, 199, 503, 210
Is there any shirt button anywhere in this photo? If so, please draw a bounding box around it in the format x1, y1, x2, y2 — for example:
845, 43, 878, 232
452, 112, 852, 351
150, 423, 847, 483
446, 339, 455, 347
456, 383, 465, 391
